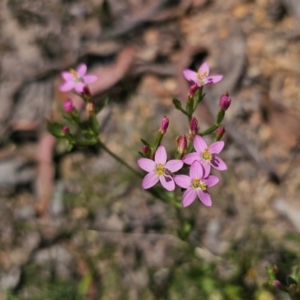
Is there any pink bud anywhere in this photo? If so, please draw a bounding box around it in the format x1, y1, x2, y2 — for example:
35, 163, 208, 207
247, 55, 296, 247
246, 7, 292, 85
62, 126, 70, 135
273, 280, 282, 288
63, 98, 74, 113
219, 92, 231, 111
216, 126, 225, 139
83, 86, 92, 101
159, 116, 169, 134
189, 117, 198, 136
177, 135, 187, 155
142, 145, 151, 156
188, 83, 198, 96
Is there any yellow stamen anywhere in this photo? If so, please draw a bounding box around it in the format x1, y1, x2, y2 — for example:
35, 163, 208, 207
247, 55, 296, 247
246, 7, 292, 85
192, 179, 207, 190
202, 148, 212, 161
70, 68, 77, 76
156, 163, 165, 176
196, 71, 208, 82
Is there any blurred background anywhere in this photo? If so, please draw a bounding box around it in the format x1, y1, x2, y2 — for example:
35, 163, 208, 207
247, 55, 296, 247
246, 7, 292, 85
1, 0, 300, 299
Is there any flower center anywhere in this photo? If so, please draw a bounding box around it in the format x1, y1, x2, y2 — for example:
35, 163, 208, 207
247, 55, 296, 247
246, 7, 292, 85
192, 178, 207, 190
70, 69, 81, 82
196, 71, 208, 83
156, 163, 165, 176
202, 148, 212, 161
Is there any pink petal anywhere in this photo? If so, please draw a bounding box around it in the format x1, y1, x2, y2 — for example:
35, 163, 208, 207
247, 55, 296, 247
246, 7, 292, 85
203, 175, 219, 187
207, 75, 223, 84
159, 175, 175, 191
200, 159, 211, 177
76, 64, 87, 77
190, 161, 203, 179
74, 82, 85, 93
83, 75, 98, 84
165, 159, 183, 172
193, 135, 207, 153
209, 141, 224, 154
61, 71, 74, 81
142, 171, 159, 189
197, 190, 212, 206
154, 146, 167, 164
182, 152, 200, 165
211, 156, 227, 171
59, 81, 75, 92
174, 175, 191, 189
182, 69, 198, 82
137, 158, 155, 172
198, 62, 209, 76
182, 188, 197, 207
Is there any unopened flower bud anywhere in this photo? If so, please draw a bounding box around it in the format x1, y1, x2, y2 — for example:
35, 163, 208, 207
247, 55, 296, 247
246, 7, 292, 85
177, 135, 187, 156
189, 117, 198, 136
188, 83, 198, 96
159, 116, 169, 134
86, 102, 96, 118
62, 126, 70, 135
273, 280, 282, 288
219, 92, 231, 111
216, 126, 225, 139
83, 86, 92, 101
63, 98, 74, 113
142, 145, 151, 156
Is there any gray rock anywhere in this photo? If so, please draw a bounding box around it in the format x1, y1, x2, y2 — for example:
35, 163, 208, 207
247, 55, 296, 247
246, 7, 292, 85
0, 268, 20, 290
34, 245, 72, 280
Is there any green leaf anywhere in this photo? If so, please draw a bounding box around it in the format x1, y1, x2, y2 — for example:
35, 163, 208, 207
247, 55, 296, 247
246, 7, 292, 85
67, 142, 75, 151
172, 98, 188, 116
138, 151, 145, 157
287, 276, 297, 285
75, 138, 98, 146
172, 98, 182, 108
71, 110, 80, 123
96, 97, 109, 113
47, 121, 65, 138
140, 139, 150, 146
90, 114, 99, 135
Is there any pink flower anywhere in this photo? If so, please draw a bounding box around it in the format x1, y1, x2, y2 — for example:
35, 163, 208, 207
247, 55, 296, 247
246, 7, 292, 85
174, 161, 219, 207
183, 62, 223, 87
183, 135, 227, 175
137, 145, 183, 191
59, 64, 98, 93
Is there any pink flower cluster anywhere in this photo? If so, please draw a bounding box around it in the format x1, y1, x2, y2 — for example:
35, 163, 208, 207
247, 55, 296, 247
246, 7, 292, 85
137, 135, 227, 207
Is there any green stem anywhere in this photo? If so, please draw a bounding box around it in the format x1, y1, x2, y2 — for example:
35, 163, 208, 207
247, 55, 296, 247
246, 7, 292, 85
98, 140, 143, 178
199, 124, 220, 136
98, 138, 171, 203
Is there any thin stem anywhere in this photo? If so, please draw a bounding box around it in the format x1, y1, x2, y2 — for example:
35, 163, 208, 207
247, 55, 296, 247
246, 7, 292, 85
98, 139, 143, 178
199, 124, 219, 136
98, 138, 170, 203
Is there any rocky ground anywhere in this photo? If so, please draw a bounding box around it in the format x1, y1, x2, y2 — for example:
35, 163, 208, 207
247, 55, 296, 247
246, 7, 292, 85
1, 0, 300, 299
